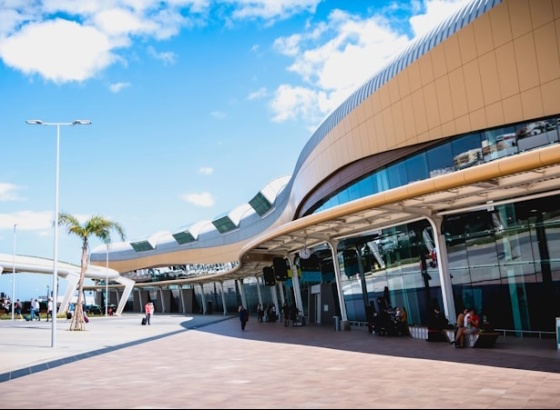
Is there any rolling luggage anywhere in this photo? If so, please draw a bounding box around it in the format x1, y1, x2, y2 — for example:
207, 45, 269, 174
141, 317, 147, 326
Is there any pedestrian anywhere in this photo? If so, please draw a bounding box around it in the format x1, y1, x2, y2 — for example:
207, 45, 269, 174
144, 301, 153, 325
282, 302, 290, 327
46, 297, 53, 322
14, 299, 23, 320
256, 303, 264, 322
238, 305, 249, 330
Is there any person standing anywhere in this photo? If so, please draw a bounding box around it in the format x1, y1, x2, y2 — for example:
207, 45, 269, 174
14, 299, 23, 320
144, 301, 153, 325
29, 298, 37, 320
238, 305, 249, 330
46, 297, 53, 322
256, 304, 264, 322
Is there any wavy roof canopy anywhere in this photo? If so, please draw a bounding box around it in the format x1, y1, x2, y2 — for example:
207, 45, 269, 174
89, 0, 507, 274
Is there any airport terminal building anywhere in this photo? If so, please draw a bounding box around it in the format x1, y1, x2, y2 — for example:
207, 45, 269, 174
89, 0, 560, 336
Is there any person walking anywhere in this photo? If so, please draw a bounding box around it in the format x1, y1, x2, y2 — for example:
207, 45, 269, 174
46, 297, 53, 322
144, 301, 153, 325
238, 305, 249, 330
14, 299, 23, 320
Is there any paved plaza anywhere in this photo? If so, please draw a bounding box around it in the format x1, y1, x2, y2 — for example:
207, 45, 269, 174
0, 314, 559, 409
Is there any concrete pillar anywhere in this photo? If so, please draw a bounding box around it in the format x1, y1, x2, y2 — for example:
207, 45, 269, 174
237, 279, 247, 309
327, 239, 349, 326
288, 254, 304, 314
200, 284, 207, 314
219, 282, 227, 315
428, 216, 456, 324
255, 275, 263, 306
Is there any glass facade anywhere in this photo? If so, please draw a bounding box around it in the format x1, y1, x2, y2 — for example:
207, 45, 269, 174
298, 116, 560, 336
310, 116, 560, 215
298, 194, 560, 336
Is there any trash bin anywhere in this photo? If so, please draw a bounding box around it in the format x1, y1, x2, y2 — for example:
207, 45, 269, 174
207, 300, 213, 315
333, 316, 341, 332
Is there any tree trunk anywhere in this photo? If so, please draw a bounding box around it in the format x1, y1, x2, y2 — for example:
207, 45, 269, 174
69, 241, 89, 331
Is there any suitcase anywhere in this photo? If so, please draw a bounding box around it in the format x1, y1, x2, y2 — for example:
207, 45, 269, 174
141, 317, 147, 326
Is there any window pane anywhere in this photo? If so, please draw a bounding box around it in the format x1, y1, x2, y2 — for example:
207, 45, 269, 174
427, 142, 454, 177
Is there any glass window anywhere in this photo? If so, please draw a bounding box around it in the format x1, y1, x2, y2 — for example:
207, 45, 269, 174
427, 142, 454, 177
451, 132, 483, 171
405, 152, 429, 183
372, 169, 389, 193
481, 126, 517, 162
387, 162, 408, 189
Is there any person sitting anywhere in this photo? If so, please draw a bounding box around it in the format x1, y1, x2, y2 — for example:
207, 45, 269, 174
455, 308, 479, 347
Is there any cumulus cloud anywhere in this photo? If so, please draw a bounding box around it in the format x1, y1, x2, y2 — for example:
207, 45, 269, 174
0, 183, 22, 201
0, 0, 203, 84
0, 210, 53, 231
181, 192, 215, 207
147, 45, 176, 65
109, 81, 131, 93
221, 0, 321, 23
269, 0, 472, 125
199, 167, 214, 175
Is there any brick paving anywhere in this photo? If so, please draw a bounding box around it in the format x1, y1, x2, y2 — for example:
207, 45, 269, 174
0, 314, 559, 409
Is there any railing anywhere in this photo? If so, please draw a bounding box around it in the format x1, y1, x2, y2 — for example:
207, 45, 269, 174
493, 329, 555, 339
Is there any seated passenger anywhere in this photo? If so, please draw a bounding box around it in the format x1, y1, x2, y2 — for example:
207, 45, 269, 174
455, 308, 479, 348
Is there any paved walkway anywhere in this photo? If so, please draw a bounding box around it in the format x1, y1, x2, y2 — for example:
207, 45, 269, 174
0, 314, 559, 409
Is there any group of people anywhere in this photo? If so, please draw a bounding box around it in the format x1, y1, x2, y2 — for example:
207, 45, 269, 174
453, 307, 480, 348
256, 303, 279, 323
367, 297, 409, 336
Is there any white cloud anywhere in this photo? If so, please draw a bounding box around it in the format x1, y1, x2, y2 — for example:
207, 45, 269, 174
0, 18, 116, 83
0, 211, 53, 231
410, 0, 473, 37
0, 183, 22, 201
109, 82, 131, 93
0, 1, 205, 83
199, 167, 214, 175
147, 45, 176, 65
181, 192, 215, 207
247, 87, 267, 101
223, 0, 321, 22
269, 0, 472, 125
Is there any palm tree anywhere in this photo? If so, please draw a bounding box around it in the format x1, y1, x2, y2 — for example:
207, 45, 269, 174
58, 213, 125, 331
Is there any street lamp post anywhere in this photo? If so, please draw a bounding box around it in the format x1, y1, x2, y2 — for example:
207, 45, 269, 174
26, 119, 91, 348
11, 224, 17, 321
105, 241, 109, 317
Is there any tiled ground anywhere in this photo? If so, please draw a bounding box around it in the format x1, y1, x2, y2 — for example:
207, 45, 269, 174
0, 314, 559, 409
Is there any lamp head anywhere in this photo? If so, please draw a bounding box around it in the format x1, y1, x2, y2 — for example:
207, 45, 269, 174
25, 120, 43, 125
72, 120, 92, 125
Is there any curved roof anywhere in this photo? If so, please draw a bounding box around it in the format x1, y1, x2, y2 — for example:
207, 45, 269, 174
90, 0, 527, 276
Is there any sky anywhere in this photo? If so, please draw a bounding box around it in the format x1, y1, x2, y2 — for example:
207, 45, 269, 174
0, 0, 472, 301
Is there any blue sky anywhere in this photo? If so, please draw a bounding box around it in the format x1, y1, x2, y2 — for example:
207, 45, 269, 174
0, 0, 471, 301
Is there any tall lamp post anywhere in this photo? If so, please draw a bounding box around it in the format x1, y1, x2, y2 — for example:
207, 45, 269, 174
26, 119, 91, 348
105, 241, 109, 317
11, 224, 17, 321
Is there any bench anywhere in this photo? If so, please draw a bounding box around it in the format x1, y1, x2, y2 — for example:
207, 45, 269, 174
466, 332, 500, 348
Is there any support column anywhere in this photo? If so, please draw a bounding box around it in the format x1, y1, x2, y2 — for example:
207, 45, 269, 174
219, 282, 227, 315
287, 254, 303, 314
270, 284, 279, 316
255, 275, 263, 306
179, 286, 186, 314
278, 281, 285, 306
327, 239, 349, 326
237, 279, 247, 308
428, 216, 456, 324
200, 284, 207, 314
